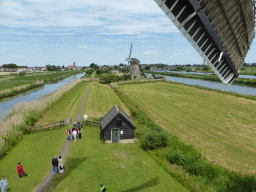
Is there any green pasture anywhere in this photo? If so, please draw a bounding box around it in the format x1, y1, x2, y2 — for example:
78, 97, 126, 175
0, 126, 68, 192
0, 80, 34, 91
82, 82, 130, 119
38, 82, 90, 125
46, 126, 189, 192
10, 71, 80, 82
118, 82, 256, 174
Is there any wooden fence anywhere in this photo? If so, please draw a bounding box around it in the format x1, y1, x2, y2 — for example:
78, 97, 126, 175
83, 120, 101, 126
28, 121, 65, 131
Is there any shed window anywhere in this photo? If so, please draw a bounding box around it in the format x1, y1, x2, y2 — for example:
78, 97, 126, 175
116, 120, 122, 127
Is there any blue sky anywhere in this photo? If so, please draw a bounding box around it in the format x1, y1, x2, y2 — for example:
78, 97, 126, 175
1, 0, 256, 67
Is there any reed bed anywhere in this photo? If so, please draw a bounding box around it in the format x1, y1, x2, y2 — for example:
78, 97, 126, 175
0, 80, 44, 99
0, 78, 84, 158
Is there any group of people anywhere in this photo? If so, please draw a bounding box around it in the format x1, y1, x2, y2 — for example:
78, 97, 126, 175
0, 163, 29, 192
52, 155, 64, 174
67, 121, 82, 142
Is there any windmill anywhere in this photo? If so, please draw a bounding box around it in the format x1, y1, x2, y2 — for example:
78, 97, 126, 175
125, 43, 141, 80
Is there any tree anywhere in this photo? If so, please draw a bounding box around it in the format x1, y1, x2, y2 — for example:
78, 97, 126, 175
2, 63, 18, 68
46, 65, 59, 71
119, 63, 124, 66
202, 66, 210, 71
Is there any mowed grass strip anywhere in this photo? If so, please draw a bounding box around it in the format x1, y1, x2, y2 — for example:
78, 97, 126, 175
0, 126, 68, 192
83, 82, 130, 119
118, 82, 256, 173
38, 82, 90, 125
46, 126, 189, 192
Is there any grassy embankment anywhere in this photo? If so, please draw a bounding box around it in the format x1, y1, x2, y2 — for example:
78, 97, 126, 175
0, 81, 91, 191
45, 82, 189, 192
0, 79, 87, 159
148, 71, 256, 88
117, 82, 256, 174
0, 71, 83, 100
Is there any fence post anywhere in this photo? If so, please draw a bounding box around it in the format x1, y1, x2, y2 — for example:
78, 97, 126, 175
41, 126, 42, 131
48, 124, 49, 130
54, 123, 55, 129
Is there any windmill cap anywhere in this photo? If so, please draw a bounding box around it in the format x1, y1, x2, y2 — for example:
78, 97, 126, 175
130, 58, 140, 64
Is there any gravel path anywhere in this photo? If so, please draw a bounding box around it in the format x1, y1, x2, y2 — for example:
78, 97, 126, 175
34, 83, 92, 192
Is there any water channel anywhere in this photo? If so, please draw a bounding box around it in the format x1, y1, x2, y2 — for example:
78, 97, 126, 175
152, 70, 256, 79
0, 72, 86, 120
147, 73, 256, 96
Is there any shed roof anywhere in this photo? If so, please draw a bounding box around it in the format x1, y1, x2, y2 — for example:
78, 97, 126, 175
101, 104, 136, 131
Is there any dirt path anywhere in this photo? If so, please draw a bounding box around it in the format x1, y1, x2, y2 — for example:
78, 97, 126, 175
34, 83, 92, 192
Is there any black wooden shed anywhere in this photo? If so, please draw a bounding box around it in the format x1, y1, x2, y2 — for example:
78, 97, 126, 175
101, 104, 136, 143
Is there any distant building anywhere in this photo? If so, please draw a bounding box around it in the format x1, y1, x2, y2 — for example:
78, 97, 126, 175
101, 105, 136, 143
68, 62, 78, 70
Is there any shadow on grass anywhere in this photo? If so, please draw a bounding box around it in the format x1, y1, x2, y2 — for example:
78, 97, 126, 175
120, 177, 159, 192
45, 157, 89, 192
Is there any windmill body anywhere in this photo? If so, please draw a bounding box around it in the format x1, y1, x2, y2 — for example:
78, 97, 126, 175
130, 58, 141, 80
126, 43, 141, 80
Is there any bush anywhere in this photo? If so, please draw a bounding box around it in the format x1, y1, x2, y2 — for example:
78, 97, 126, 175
18, 71, 27, 76
141, 130, 169, 150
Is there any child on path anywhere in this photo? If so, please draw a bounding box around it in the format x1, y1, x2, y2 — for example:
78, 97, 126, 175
78, 128, 82, 139
17, 163, 29, 179
58, 156, 64, 174
0, 176, 8, 192
67, 128, 71, 141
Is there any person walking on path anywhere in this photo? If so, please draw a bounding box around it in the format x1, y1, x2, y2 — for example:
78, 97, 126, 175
78, 128, 82, 139
58, 156, 64, 174
17, 163, 29, 179
75, 127, 79, 139
72, 129, 77, 142
52, 155, 58, 173
67, 128, 71, 141
0, 176, 8, 192
99, 183, 106, 192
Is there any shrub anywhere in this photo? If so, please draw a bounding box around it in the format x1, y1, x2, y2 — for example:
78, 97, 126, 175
141, 130, 169, 150
18, 71, 27, 76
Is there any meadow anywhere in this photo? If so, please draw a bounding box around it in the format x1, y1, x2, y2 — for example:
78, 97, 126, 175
82, 82, 130, 120
46, 125, 189, 192
118, 82, 256, 174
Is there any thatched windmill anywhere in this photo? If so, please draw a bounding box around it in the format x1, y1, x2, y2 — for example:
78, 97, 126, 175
126, 43, 141, 79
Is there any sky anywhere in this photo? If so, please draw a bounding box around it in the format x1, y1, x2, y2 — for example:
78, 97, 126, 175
0, 0, 256, 67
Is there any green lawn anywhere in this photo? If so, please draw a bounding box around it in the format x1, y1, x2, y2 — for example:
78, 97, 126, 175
0, 80, 34, 91
0, 126, 68, 191
46, 126, 189, 192
82, 82, 130, 119
118, 82, 256, 174
38, 82, 90, 125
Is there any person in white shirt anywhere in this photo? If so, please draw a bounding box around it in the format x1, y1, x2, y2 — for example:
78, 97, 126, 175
72, 129, 77, 142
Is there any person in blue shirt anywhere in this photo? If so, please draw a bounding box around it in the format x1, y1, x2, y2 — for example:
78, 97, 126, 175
0, 176, 8, 192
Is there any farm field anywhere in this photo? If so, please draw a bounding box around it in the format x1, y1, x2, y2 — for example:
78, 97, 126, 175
37, 81, 90, 125
46, 125, 189, 192
118, 82, 256, 174
82, 82, 130, 119
0, 80, 34, 91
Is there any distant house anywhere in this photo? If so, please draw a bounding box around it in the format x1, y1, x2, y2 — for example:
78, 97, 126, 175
101, 105, 136, 143
0, 68, 4, 72
68, 62, 78, 70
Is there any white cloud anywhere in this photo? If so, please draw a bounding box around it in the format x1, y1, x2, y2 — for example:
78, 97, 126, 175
79, 45, 87, 48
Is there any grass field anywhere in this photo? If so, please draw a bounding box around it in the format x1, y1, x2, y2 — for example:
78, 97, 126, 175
0, 126, 68, 192
38, 82, 90, 125
118, 82, 256, 174
0, 81, 34, 91
82, 82, 130, 120
46, 125, 189, 192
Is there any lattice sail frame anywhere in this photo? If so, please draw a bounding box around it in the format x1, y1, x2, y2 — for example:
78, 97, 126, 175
155, 0, 256, 86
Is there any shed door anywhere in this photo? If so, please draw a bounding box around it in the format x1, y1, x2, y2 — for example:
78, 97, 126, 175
112, 129, 119, 143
